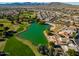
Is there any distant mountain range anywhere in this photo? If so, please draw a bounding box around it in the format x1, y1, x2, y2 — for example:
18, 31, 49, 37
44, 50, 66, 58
48, 2, 72, 7
0, 2, 48, 6
47, 2, 79, 8
0, 2, 78, 7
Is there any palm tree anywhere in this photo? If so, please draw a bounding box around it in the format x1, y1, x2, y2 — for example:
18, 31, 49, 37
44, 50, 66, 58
48, 41, 55, 56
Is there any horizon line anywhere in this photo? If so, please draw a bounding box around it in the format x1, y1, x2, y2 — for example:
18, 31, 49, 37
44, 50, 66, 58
0, 2, 79, 5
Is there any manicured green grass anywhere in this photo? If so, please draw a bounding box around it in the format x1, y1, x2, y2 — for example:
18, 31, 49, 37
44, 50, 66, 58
4, 36, 35, 56
17, 22, 29, 32
0, 19, 10, 23
17, 24, 24, 32
20, 11, 36, 19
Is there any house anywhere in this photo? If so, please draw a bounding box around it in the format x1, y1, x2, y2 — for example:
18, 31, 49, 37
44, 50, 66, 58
58, 28, 76, 38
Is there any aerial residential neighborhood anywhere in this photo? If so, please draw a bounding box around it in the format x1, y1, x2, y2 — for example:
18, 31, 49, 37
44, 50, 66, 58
0, 2, 79, 56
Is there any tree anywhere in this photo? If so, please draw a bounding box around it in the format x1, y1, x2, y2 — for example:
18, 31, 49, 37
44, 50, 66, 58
48, 42, 55, 56
7, 15, 15, 24
4, 27, 9, 31
0, 24, 4, 37
72, 32, 77, 38
48, 46, 55, 56
45, 29, 50, 35
45, 29, 53, 36
67, 49, 77, 56
38, 44, 49, 55
3, 31, 14, 38
39, 20, 45, 25
0, 24, 4, 27
48, 41, 55, 47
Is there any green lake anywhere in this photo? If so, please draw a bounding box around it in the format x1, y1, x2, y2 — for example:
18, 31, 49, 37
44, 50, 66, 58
19, 22, 49, 45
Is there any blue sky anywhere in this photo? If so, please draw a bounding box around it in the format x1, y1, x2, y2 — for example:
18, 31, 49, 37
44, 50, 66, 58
0, 2, 79, 5
64, 2, 79, 5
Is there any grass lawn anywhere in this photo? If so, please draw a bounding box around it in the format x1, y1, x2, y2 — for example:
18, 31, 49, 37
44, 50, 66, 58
17, 24, 25, 32
15, 36, 42, 56
0, 19, 10, 23
0, 19, 17, 31
17, 22, 29, 32
0, 19, 24, 31
20, 11, 36, 19
4, 36, 35, 56
0, 41, 7, 51
0, 19, 11, 27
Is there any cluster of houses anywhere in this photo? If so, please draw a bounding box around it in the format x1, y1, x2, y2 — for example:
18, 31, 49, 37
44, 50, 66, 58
0, 6, 79, 56
35, 7, 79, 55
37, 10, 60, 22
45, 23, 79, 55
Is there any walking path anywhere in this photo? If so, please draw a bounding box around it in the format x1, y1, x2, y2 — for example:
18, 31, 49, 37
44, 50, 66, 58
0, 23, 42, 56
15, 36, 42, 56
0, 39, 7, 51
15, 23, 42, 56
